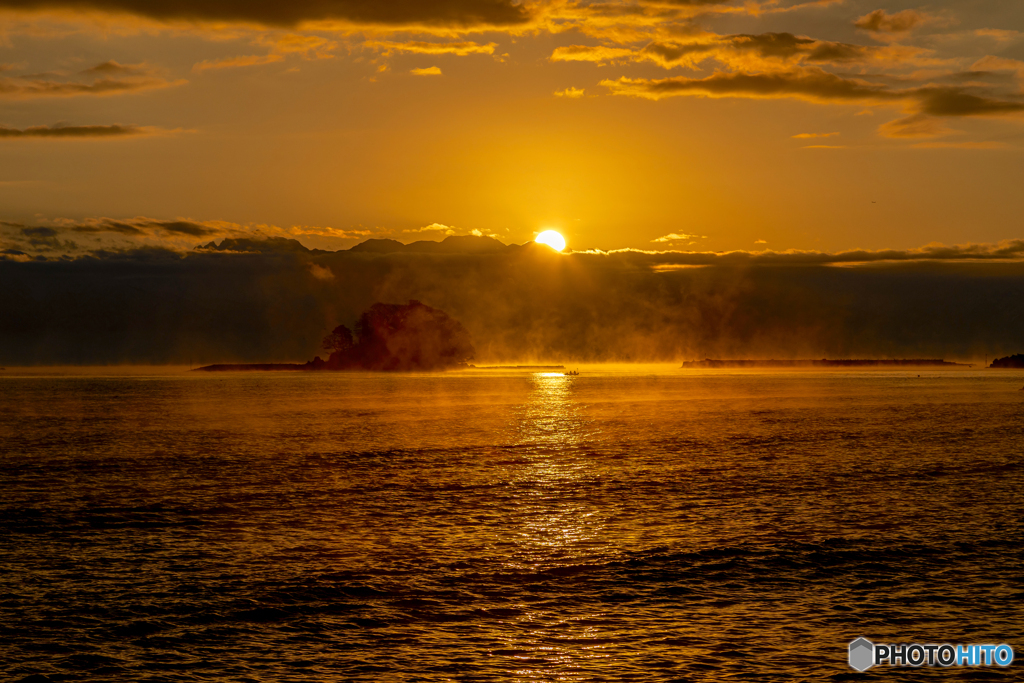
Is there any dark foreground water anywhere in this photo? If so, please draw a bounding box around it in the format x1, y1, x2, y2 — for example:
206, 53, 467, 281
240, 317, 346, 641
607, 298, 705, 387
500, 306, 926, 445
1, 367, 1022, 681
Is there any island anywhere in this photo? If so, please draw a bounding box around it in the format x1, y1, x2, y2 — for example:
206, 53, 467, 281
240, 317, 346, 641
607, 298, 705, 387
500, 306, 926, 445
196, 300, 474, 372
989, 354, 1024, 369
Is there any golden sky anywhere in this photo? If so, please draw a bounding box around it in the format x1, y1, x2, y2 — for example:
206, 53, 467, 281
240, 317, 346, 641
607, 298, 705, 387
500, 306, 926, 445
1, 0, 1022, 254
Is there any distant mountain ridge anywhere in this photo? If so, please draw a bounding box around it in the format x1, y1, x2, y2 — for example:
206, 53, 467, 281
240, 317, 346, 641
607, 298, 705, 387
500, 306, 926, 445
198, 236, 321, 254
200, 234, 515, 255
350, 235, 508, 254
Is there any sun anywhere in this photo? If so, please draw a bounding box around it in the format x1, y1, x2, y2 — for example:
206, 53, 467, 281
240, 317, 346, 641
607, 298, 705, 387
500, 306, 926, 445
535, 230, 566, 252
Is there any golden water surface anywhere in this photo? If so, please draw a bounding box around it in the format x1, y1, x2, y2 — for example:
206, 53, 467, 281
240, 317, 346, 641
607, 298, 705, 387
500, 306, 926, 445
2, 366, 1022, 680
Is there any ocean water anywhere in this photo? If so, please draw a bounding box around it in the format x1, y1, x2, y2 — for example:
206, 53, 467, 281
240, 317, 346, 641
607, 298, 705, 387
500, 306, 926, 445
1, 366, 1023, 681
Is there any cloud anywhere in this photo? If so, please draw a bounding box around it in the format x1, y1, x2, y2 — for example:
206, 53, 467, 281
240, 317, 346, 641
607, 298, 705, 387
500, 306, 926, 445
616, 239, 1024, 265
80, 60, 149, 76
911, 141, 1008, 150
971, 55, 1024, 76
729, 32, 833, 60
916, 87, 1024, 117
791, 131, 838, 138
193, 33, 338, 72
552, 32, 938, 72
653, 233, 705, 242
878, 113, 952, 138
13, 225, 77, 251
0, 0, 534, 29
0, 61, 182, 98
192, 53, 284, 72
0, 123, 157, 138
601, 68, 900, 104
865, 239, 1024, 259
973, 29, 1021, 44
855, 9, 926, 34
640, 0, 728, 6
602, 68, 1024, 123
802, 144, 845, 149
366, 40, 496, 56
61, 217, 220, 236
20, 226, 56, 237
405, 223, 455, 234
288, 225, 371, 239
258, 33, 336, 57
554, 86, 585, 98
634, 40, 717, 69
410, 66, 442, 76
550, 44, 636, 64
3, 215, 383, 256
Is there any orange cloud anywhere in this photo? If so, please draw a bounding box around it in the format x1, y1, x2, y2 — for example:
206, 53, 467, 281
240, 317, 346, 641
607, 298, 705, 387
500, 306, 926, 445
367, 40, 496, 56
405, 223, 455, 234
0, 61, 182, 98
60, 217, 223, 236
855, 9, 927, 34
602, 68, 1024, 123
0, 122, 169, 138
878, 113, 952, 138
193, 33, 339, 71
257, 33, 337, 58
410, 66, 442, 76
550, 44, 636, 64
192, 53, 283, 72
652, 233, 706, 242
911, 141, 1008, 150
0, 0, 534, 29
552, 33, 941, 73
80, 60, 150, 75
972, 55, 1024, 77
288, 225, 372, 240
601, 68, 900, 104
973, 29, 1021, 43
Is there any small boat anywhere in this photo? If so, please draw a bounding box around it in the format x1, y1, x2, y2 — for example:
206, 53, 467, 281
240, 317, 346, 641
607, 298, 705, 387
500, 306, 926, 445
564, 369, 579, 376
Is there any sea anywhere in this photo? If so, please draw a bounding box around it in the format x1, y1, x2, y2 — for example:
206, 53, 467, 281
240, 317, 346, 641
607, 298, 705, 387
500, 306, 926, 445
2, 366, 1023, 681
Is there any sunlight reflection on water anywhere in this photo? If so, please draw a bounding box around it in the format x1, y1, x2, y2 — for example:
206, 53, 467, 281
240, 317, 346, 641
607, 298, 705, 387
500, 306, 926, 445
498, 374, 618, 679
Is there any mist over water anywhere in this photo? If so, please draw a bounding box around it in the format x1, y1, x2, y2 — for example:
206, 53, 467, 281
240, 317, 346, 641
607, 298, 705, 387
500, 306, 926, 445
2, 367, 1023, 680
3, 250, 1024, 365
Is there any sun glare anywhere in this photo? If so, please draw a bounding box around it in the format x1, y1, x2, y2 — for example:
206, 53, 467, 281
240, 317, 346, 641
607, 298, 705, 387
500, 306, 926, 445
535, 230, 566, 252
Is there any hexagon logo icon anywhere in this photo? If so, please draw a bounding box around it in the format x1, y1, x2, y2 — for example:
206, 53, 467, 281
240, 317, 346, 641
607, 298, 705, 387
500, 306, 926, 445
849, 637, 874, 671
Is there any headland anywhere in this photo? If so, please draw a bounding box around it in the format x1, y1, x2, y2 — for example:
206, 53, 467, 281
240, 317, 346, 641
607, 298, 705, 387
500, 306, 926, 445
681, 358, 972, 368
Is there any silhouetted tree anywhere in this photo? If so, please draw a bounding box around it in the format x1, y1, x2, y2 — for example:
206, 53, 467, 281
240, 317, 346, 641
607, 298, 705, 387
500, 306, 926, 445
322, 325, 354, 355
990, 353, 1024, 368
324, 301, 474, 370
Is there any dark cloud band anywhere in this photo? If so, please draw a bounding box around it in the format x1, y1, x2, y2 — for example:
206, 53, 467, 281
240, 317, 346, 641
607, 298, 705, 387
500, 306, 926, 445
603, 68, 1024, 120
0, 0, 533, 27
0, 123, 143, 138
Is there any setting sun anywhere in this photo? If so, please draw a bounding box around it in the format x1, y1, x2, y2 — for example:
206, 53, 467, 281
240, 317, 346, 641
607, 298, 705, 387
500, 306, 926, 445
535, 230, 566, 252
